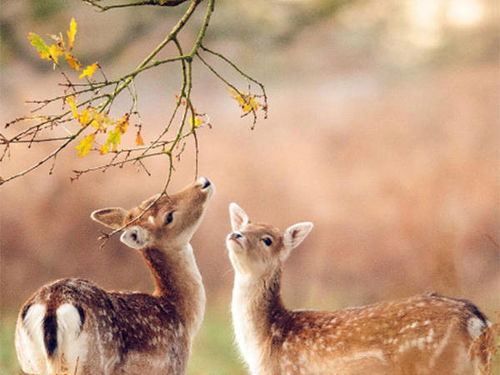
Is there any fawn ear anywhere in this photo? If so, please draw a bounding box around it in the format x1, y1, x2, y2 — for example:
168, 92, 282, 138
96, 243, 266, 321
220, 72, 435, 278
91, 207, 127, 229
140, 193, 161, 209
282, 222, 314, 258
229, 202, 249, 231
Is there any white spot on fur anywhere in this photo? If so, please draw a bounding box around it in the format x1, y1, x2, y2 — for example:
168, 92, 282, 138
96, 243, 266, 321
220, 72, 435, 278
52, 303, 89, 375
467, 317, 486, 340
15, 304, 47, 374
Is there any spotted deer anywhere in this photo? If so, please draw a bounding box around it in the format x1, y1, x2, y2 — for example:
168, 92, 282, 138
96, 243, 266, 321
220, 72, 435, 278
15, 177, 215, 375
226, 203, 494, 375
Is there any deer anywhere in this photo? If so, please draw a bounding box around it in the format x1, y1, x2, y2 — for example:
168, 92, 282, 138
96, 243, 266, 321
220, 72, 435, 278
226, 202, 494, 375
15, 177, 215, 375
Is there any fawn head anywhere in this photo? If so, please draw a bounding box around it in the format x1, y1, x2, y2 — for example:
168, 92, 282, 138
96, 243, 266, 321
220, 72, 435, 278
91, 177, 215, 249
226, 203, 313, 278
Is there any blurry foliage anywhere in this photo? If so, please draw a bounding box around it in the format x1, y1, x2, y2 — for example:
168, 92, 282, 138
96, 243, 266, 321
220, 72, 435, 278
28, 0, 68, 20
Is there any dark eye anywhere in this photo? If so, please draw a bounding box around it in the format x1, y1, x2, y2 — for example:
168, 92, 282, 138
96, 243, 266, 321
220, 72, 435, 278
164, 211, 174, 225
262, 237, 273, 246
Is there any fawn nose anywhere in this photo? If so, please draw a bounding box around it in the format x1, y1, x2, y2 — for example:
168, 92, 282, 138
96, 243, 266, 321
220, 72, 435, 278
230, 232, 243, 240
198, 177, 211, 190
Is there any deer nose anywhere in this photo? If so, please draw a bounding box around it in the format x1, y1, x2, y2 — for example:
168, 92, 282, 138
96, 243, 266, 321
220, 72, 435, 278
198, 177, 211, 189
230, 232, 243, 240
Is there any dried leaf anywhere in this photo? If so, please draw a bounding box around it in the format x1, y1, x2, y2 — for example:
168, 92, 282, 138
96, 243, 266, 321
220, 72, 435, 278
75, 133, 95, 157
115, 114, 129, 134
65, 53, 81, 71
135, 132, 145, 146
67, 18, 77, 51
79, 62, 98, 80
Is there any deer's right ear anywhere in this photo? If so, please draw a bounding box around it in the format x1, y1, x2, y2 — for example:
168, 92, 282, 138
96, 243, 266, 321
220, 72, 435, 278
229, 203, 249, 231
91, 207, 127, 229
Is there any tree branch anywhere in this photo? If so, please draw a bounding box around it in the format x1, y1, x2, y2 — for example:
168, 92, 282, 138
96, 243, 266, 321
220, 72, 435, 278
83, 0, 195, 11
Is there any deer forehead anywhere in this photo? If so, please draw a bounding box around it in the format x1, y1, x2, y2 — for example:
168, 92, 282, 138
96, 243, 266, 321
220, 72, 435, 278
242, 223, 282, 239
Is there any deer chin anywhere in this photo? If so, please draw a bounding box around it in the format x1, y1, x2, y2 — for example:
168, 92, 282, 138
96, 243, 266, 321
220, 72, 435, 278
226, 236, 246, 254
120, 226, 151, 249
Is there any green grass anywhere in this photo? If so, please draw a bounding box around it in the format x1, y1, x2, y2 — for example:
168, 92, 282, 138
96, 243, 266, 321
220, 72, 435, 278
0, 316, 20, 375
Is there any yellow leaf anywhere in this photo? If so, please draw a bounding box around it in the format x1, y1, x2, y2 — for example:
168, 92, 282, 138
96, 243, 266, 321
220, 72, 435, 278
190, 116, 203, 128
100, 144, 109, 155
228, 88, 260, 114
135, 132, 145, 146
79, 62, 98, 80
115, 114, 129, 134
78, 109, 91, 126
66, 96, 78, 118
47, 44, 64, 64
75, 133, 95, 157
67, 18, 77, 50
89, 110, 104, 130
65, 53, 81, 71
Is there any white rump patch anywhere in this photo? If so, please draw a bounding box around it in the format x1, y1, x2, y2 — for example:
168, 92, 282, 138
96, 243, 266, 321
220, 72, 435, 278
15, 304, 47, 374
467, 317, 486, 340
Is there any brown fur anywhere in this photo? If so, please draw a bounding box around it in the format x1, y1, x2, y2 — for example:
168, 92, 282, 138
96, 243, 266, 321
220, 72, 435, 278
16, 178, 214, 375
227, 206, 493, 375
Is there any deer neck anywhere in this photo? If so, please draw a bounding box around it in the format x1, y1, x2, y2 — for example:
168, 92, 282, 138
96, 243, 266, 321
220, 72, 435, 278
142, 244, 206, 339
232, 269, 288, 374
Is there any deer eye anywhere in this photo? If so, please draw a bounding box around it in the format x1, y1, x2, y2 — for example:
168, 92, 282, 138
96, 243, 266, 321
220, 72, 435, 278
164, 211, 174, 225
262, 237, 273, 246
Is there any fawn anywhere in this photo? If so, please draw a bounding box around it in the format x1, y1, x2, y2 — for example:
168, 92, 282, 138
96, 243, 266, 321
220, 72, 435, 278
226, 203, 493, 375
15, 177, 215, 375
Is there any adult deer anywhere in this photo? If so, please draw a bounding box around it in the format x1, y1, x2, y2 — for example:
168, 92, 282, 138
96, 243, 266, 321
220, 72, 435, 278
15, 177, 215, 375
226, 203, 493, 375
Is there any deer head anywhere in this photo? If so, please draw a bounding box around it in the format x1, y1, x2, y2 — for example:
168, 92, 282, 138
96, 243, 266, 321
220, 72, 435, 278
226, 203, 313, 278
91, 177, 215, 249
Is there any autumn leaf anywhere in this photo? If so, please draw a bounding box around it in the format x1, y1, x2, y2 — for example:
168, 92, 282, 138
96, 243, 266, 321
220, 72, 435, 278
67, 18, 77, 51
135, 132, 145, 146
27, 33, 50, 60
65, 53, 81, 71
115, 114, 129, 134
78, 109, 91, 126
66, 96, 78, 118
75, 133, 95, 157
190, 115, 203, 128
229, 88, 261, 113
79, 63, 98, 80
88, 110, 105, 130
100, 144, 109, 155
47, 44, 64, 65
105, 129, 122, 152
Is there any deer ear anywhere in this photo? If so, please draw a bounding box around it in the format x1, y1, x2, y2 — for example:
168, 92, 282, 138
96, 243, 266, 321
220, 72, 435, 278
140, 193, 161, 209
283, 222, 314, 254
91, 207, 127, 229
229, 202, 249, 231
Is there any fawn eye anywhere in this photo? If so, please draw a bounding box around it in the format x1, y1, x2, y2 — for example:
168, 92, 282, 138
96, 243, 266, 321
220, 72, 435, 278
164, 211, 174, 225
262, 237, 273, 246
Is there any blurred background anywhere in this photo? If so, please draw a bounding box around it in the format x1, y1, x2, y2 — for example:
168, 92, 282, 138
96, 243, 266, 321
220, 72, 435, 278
1, 0, 499, 373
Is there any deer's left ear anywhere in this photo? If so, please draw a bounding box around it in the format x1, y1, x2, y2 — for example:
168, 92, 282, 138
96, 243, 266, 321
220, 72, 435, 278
229, 202, 249, 231
91, 207, 127, 229
282, 222, 314, 259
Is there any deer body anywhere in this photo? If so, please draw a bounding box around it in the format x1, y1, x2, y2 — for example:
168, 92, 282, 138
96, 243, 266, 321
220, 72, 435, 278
227, 203, 493, 375
15, 178, 214, 375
